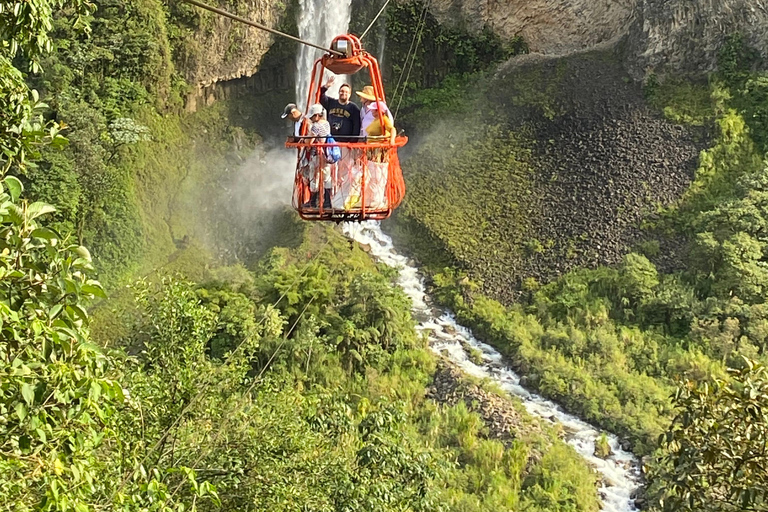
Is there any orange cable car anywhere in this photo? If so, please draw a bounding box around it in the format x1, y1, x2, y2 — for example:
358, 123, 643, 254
286, 34, 407, 222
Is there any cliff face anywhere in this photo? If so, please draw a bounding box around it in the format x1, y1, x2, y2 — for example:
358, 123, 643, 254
627, 0, 768, 77
176, 0, 286, 108
427, 0, 767, 76
427, 0, 636, 55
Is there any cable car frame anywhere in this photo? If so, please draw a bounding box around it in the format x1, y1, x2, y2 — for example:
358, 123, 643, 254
286, 34, 407, 222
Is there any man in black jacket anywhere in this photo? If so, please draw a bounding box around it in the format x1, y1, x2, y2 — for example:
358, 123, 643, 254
320, 75, 361, 142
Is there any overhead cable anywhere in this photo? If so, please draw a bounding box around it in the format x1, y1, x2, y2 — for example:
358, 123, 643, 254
180, 0, 343, 56
360, 0, 392, 41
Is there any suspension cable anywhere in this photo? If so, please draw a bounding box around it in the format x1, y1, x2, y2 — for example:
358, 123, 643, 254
360, 0, 392, 41
393, 0, 431, 120
164, 294, 318, 505
390, 1, 428, 106
180, 0, 343, 56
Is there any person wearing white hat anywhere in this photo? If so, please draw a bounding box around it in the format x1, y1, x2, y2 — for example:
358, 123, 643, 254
306, 104, 333, 209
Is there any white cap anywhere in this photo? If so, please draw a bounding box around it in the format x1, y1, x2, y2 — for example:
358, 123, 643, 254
308, 103, 324, 118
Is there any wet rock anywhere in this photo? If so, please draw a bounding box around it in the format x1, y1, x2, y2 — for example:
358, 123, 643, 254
621, 439, 632, 452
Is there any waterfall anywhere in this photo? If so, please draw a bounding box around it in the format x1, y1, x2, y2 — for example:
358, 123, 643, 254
295, 0, 352, 110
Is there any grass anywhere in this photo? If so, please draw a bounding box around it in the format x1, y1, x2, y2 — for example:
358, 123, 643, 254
645, 77, 716, 126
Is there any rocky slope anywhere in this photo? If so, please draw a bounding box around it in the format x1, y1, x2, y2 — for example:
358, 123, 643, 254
428, 361, 545, 448
391, 48, 707, 303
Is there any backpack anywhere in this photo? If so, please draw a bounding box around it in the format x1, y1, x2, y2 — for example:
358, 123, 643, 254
325, 136, 342, 164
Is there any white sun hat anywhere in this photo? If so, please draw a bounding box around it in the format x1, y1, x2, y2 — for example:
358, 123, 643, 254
308, 103, 325, 118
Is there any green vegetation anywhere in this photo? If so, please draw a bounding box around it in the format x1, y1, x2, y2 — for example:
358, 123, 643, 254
392, 29, 768, 508
20, 0, 283, 285
649, 360, 768, 512
383, 0, 527, 91
645, 76, 715, 126
4, 0, 768, 509
396, 124, 536, 279
1, 204, 604, 509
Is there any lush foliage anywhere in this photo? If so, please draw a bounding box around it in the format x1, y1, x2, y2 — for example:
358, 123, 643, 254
5, 225, 605, 511
651, 360, 768, 512
0, 175, 118, 510
382, 0, 527, 118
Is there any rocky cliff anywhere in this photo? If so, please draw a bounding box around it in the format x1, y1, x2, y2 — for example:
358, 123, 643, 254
426, 0, 768, 76
627, 0, 768, 78
175, 0, 286, 109
427, 0, 635, 55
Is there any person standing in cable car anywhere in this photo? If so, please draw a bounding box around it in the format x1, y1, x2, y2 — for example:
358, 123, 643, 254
281, 103, 309, 138
321, 75, 360, 194
320, 75, 360, 142
306, 103, 333, 209
357, 85, 396, 145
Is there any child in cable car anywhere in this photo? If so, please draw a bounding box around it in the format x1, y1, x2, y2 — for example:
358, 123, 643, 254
307, 103, 333, 209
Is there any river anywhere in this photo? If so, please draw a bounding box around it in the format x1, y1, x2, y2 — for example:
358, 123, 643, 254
343, 221, 643, 512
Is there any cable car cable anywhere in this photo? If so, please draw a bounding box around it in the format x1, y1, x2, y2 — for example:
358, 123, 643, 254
392, 0, 432, 116
180, 0, 343, 56
360, 0, 392, 41
393, 0, 432, 120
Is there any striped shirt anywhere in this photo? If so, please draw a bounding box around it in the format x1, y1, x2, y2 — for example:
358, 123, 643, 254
311, 120, 331, 139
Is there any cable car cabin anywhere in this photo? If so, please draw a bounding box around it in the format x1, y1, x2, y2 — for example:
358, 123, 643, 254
286, 34, 407, 222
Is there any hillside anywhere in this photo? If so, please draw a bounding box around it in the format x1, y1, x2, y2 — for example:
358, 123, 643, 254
390, 48, 708, 302
384, 1, 768, 507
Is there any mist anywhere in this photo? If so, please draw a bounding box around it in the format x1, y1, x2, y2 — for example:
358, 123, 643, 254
199, 143, 302, 264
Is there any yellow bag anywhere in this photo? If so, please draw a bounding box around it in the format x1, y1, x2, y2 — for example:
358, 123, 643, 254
365, 114, 394, 137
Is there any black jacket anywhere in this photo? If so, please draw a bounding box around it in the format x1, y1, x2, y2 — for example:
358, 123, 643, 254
320, 87, 361, 142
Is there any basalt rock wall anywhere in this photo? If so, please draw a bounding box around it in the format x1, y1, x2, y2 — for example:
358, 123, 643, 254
175, 0, 288, 110
425, 0, 768, 76
626, 0, 768, 78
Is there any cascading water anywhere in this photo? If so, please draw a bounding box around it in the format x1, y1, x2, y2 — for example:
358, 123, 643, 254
344, 221, 644, 512
295, 0, 352, 109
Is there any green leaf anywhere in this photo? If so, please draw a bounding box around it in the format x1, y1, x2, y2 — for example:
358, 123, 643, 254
49, 304, 62, 320
69, 304, 88, 322
21, 382, 34, 405
4, 176, 23, 202
74, 246, 92, 262
30, 227, 59, 240
26, 201, 56, 220
15, 402, 27, 421
82, 283, 106, 298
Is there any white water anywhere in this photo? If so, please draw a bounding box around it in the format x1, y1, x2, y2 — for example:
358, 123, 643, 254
343, 221, 643, 512
295, 0, 352, 110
